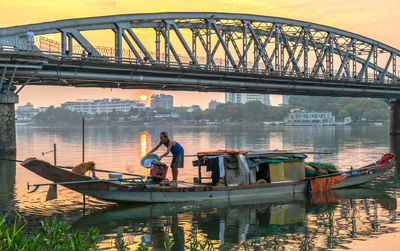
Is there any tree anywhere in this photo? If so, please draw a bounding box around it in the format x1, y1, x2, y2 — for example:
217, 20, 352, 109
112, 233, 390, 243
265, 106, 288, 121
363, 108, 387, 122
34, 106, 82, 124
243, 101, 266, 121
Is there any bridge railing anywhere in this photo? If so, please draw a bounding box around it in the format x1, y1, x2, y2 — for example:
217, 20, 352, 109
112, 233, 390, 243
1, 36, 398, 85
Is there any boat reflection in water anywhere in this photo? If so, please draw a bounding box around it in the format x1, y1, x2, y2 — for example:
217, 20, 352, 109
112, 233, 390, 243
72, 188, 397, 250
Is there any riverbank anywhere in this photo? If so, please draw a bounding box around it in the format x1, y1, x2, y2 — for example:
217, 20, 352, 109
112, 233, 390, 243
17, 121, 268, 127
18, 120, 389, 129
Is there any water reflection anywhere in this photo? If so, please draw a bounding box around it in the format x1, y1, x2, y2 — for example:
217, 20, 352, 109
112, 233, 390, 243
6, 124, 400, 249
140, 131, 149, 158
70, 189, 397, 250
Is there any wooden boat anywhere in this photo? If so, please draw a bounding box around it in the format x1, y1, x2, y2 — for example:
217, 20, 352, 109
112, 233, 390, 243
20, 152, 395, 203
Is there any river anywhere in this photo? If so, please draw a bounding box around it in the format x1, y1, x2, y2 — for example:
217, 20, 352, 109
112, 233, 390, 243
1, 124, 399, 250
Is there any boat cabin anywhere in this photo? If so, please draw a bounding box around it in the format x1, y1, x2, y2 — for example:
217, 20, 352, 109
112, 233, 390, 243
193, 151, 307, 186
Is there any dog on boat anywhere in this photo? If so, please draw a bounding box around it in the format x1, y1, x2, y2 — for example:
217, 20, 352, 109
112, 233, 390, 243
72, 161, 96, 175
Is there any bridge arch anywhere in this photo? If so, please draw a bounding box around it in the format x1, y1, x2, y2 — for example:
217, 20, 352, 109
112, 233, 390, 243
0, 12, 399, 84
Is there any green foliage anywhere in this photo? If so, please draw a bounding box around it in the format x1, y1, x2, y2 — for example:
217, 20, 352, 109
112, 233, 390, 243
163, 235, 174, 250
0, 214, 100, 251
34, 106, 82, 124
180, 101, 288, 122
188, 239, 213, 251
244, 101, 266, 121
265, 106, 288, 121
137, 245, 150, 251
115, 232, 128, 251
289, 96, 389, 121
189, 239, 214, 251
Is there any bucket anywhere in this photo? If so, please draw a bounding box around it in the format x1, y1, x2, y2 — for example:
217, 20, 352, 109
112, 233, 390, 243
140, 154, 159, 168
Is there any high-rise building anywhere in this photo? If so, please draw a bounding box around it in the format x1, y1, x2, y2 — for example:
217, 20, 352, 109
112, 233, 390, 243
225, 93, 270, 105
150, 94, 174, 110
282, 95, 291, 105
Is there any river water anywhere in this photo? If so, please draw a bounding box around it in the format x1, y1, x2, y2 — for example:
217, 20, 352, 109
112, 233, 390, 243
1, 124, 400, 250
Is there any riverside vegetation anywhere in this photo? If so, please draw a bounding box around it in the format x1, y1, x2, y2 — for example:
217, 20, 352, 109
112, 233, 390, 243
31, 96, 389, 125
0, 214, 215, 250
0, 214, 99, 250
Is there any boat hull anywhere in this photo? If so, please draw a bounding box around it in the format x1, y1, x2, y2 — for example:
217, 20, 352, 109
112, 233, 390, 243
76, 182, 308, 203
332, 168, 390, 189
20, 157, 395, 203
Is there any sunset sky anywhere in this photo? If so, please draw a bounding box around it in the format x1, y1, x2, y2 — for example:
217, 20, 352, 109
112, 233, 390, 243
2, 0, 400, 108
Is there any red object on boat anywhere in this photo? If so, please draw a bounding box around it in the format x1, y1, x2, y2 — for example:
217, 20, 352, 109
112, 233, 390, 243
379, 152, 394, 165
310, 174, 349, 192
150, 162, 168, 181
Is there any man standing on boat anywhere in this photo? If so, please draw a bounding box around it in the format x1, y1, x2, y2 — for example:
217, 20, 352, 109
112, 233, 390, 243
148, 132, 184, 181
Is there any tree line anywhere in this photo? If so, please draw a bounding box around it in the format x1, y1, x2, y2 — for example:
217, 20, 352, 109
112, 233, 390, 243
33, 97, 389, 125
289, 96, 389, 122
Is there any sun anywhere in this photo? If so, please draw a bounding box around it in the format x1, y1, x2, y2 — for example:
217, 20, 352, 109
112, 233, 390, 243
140, 94, 147, 101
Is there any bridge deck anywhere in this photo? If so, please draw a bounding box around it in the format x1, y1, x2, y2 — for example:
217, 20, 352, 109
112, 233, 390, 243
1, 50, 400, 98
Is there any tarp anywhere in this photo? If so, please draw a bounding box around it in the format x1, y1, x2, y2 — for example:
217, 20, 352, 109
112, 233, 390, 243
306, 162, 336, 170
309, 174, 349, 192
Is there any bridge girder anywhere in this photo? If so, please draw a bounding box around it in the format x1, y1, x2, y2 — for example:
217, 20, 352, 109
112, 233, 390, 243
0, 12, 400, 95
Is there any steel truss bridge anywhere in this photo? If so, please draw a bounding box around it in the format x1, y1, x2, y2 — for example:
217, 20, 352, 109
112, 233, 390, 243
1, 12, 400, 98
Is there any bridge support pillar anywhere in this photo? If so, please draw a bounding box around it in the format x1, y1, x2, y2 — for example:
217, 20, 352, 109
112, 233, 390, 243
389, 99, 400, 169
390, 99, 400, 135
0, 93, 18, 154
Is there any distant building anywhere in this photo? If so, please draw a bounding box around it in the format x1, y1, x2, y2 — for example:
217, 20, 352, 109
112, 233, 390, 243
150, 94, 173, 110
282, 95, 290, 106
38, 107, 48, 112
208, 100, 221, 110
225, 93, 270, 105
154, 113, 179, 120
61, 98, 145, 115
15, 103, 38, 123
187, 105, 201, 112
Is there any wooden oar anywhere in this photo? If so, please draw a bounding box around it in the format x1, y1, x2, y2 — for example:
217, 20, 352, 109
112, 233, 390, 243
27, 177, 144, 193
0, 158, 23, 162
58, 166, 145, 178
164, 151, 333, 157
0, 158, 143, 178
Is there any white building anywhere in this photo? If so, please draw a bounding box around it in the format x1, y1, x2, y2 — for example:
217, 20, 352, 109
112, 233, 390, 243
225, 93, 270, 105
15, 103, 39, 122
150, 94, 174, 110
61, 98, 145, 115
